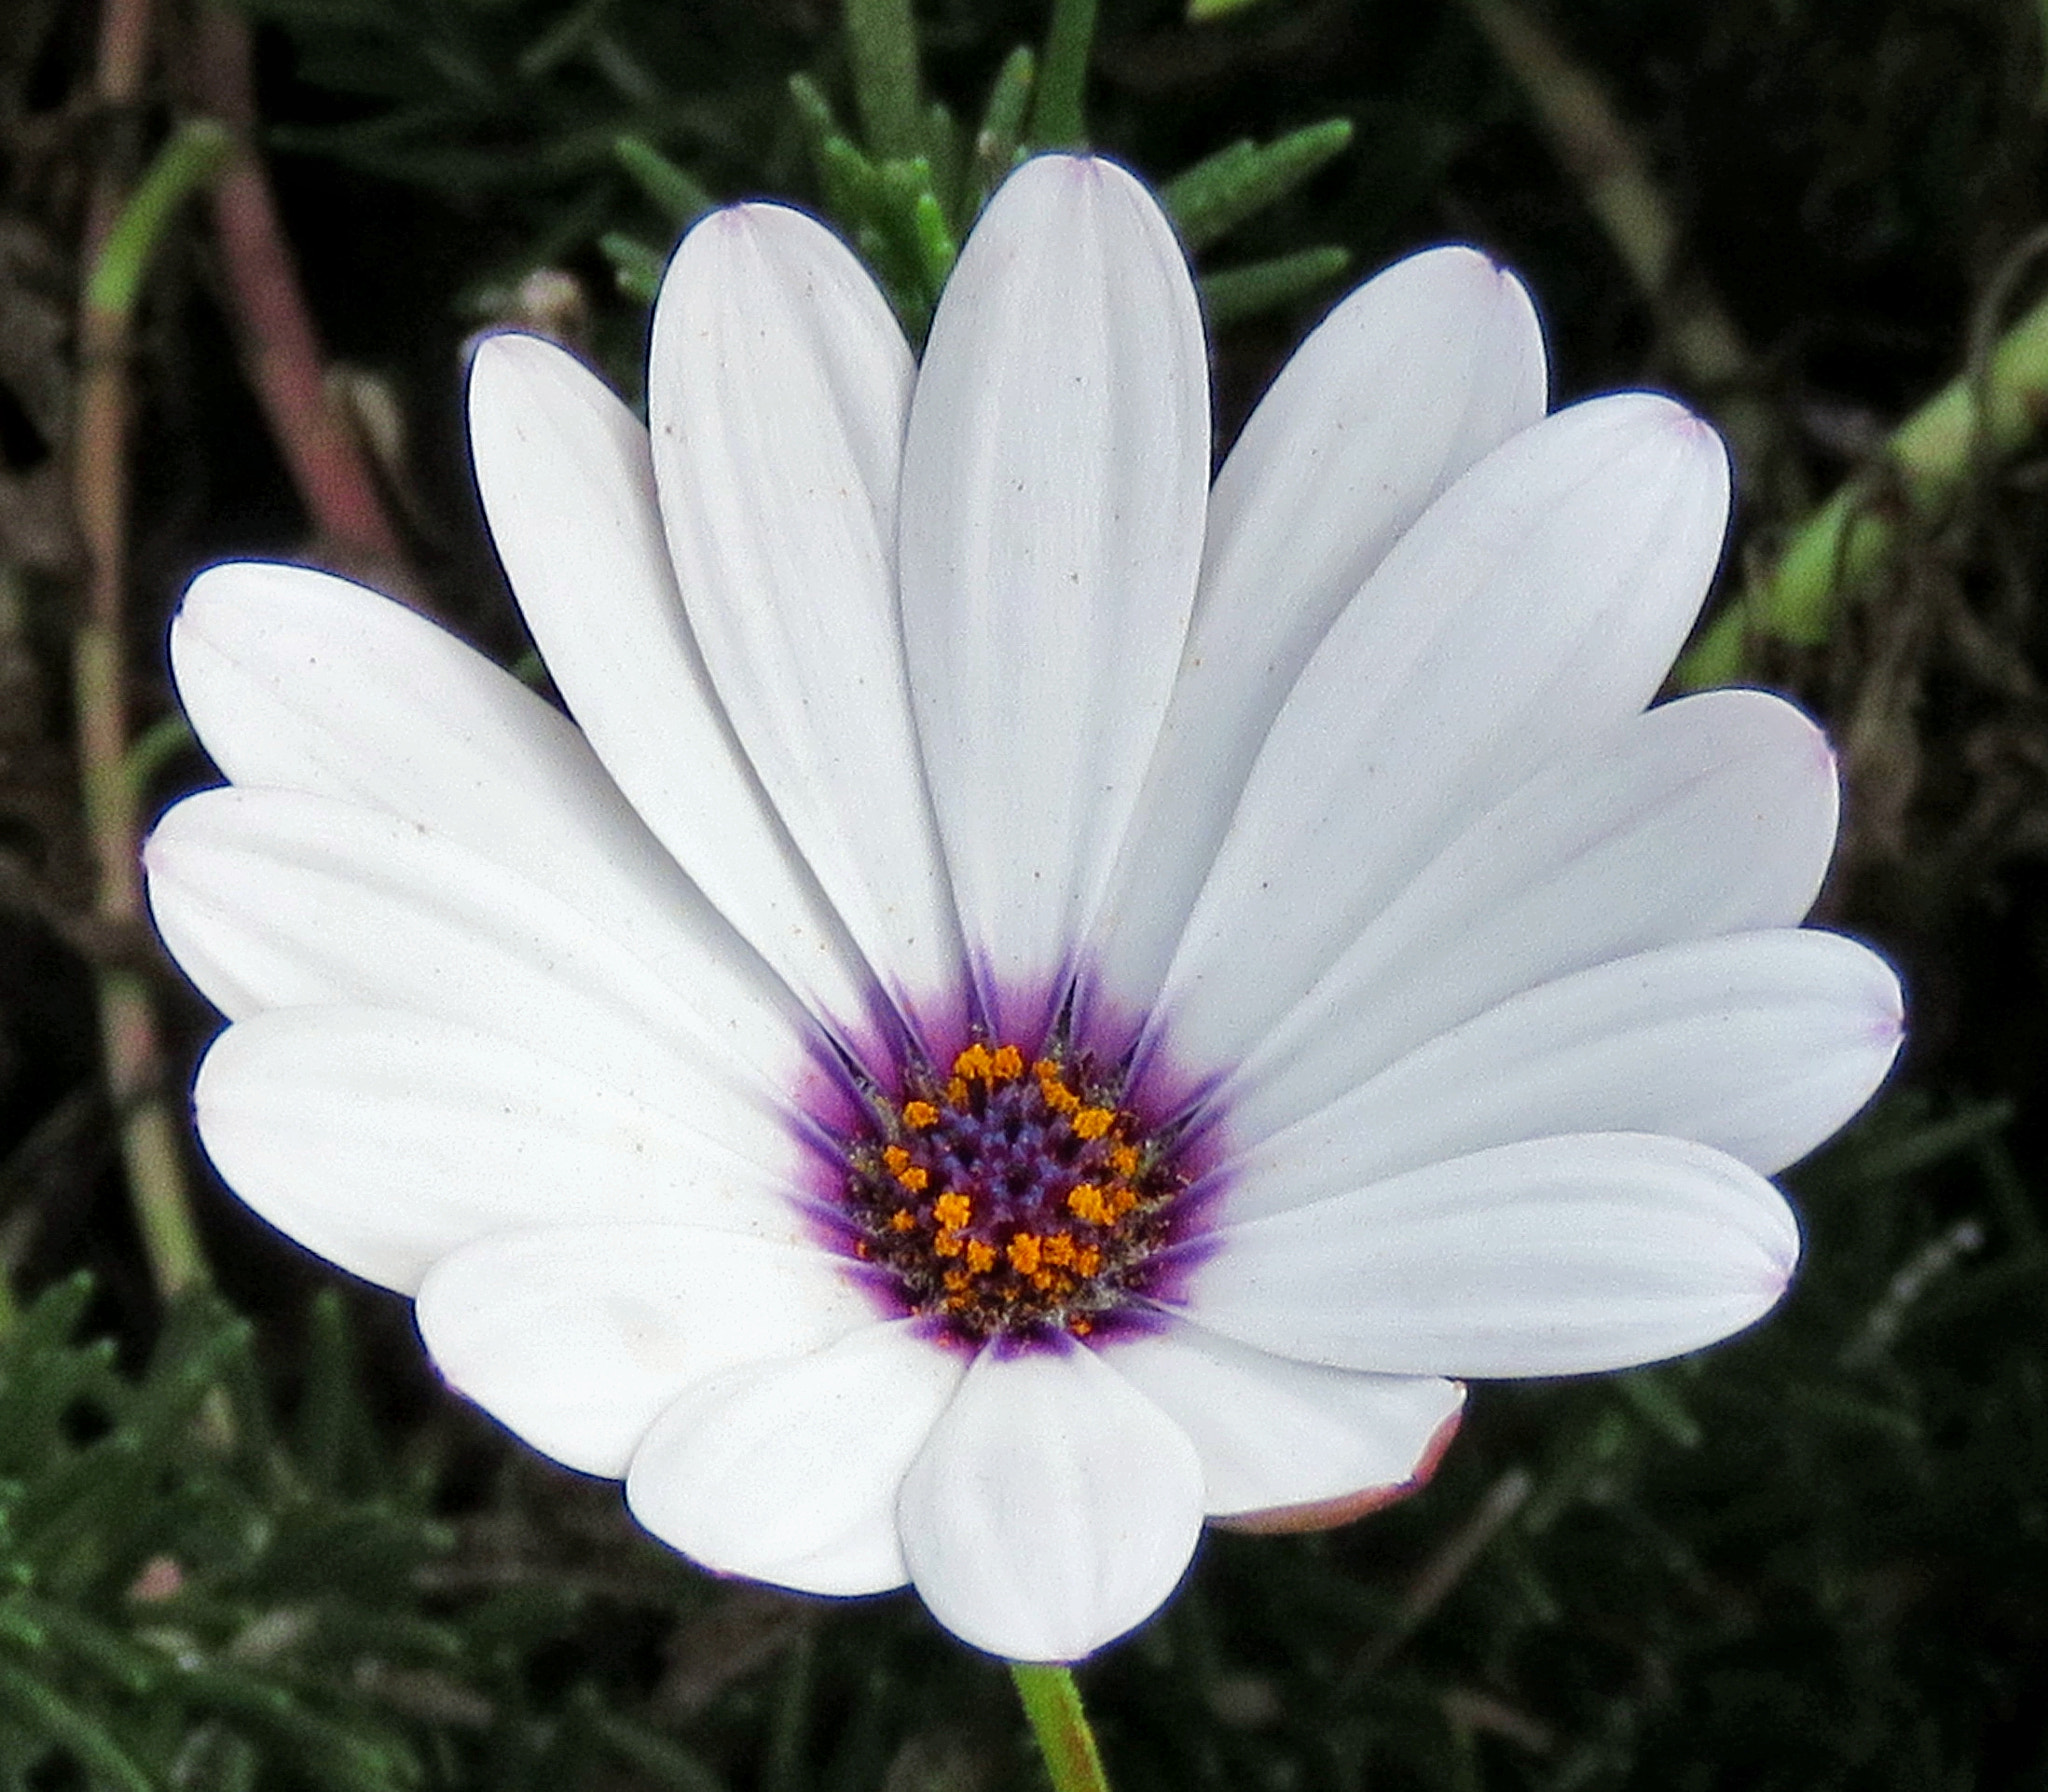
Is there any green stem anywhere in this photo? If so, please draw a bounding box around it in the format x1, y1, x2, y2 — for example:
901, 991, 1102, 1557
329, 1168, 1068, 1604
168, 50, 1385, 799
86, 118, 235, 320
1678, 281, 2048, 687
1009, 1664, 1110, 1792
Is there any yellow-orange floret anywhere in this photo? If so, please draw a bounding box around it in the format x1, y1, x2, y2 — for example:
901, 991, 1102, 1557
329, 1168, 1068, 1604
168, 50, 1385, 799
1072, 1106, 1114, 1140
1067, 1183, 1110, 1225
990, 1044, 1025, 1081
882, 1146, 928, 1191
954, 1043, 994, 1083
1034, 1060, 1081, 1114
1109, 1145, 1140, 1179
934, 1191, 972, 1232
1007, 1233, 1043, 1275
889, 1209, 916, 1232
903, 1100, 939, 1130
965, 1239, 997, 1274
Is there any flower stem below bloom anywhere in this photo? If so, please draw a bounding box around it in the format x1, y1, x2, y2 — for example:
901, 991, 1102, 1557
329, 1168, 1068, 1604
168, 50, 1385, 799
1009, 1663, 1110, 1792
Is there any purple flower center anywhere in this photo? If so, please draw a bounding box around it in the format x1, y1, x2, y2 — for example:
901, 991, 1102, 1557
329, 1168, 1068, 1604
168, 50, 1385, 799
843, 1041, 1188, 1342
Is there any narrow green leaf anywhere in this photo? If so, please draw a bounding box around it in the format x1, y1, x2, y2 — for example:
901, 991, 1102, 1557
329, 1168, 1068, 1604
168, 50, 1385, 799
922, 99, 963, 219
1199, 245, 1350, 324
970, 46, 1035, 212
1030, 0, 1098, 147
910, 190, 957, 291
1162, 118, 1354, 251
846, 0, 924, 160
613, 134, 713, 227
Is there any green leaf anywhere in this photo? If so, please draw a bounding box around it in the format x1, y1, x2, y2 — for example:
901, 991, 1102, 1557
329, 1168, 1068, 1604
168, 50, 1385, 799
845, 0, 924, 161
1199, 245, 1350, 324
1029, 0, 1098, 148
969, 46, 1034, 213
1162, 118, 1354, 251
612, 134, 713, 227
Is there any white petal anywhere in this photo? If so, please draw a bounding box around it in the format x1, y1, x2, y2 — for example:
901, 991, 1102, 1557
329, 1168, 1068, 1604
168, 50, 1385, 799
1156, 394, 1731, 1067
897, 1337, 1205, 1662
1223, 930, 1902, 1222
416, 1226, 879, 1477
649, 208, 962, 1035
1104, 1321, 1462, 1523
195, 1007, 813, 1294
144, 788, 806, 1124
170, 561, 794, 1028
627, 1321, 962, 1598
1186, 1133, 1798, 1378
898, 156, 1209, 1024
466, 332, 874, 1028
1090, 246, 1547, 1021
1192, 685, 1834, 1136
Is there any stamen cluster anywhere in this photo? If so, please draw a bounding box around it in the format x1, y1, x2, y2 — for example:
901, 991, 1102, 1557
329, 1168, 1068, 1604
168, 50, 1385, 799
846, 1042, 1184, 1340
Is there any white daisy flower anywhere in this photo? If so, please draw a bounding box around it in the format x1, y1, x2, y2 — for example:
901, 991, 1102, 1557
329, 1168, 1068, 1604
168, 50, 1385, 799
143, 154, 1903, 1665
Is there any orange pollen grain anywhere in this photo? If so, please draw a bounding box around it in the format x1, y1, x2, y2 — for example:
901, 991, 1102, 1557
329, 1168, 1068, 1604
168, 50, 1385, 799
888, 1209, 916, 1232
934, 1192, 972, 1232
1007, 1234, 1043, 1274
1109, 1145, 1140, 1178
934, 1231, 964, 1258
990, 1044, 1025, 1081
965, 1239, 997, 1274
1072, 1107, 1114, 1140
903, 1100, 939, 1130
1041, 1233, 1077, 1268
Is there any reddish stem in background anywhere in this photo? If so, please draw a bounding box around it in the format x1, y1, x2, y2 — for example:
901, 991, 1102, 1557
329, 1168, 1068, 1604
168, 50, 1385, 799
188, 3, 406, 572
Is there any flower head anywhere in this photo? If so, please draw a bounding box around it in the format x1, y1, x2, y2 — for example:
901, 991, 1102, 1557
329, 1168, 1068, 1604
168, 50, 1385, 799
144, 155, 1903, 1663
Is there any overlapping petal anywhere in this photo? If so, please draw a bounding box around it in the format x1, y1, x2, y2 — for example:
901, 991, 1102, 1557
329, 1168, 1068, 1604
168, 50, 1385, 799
649, 207, 964, 1037
468, 333, 875, 1029
898, 156, 1209, 1032
627, 1321, 963, 1598
145, 788, 805, 1114
196, 1007, 811, 1293
1219, 931, 1902, 1224
1210, 688, 1841, 1143
1105, 1322, 1463, 1523
416, 1226, 881, 1477
170, 561, 800, 1036
1091, 245, 1547, 1021
1153, 395, 1730, 1068
898, 1339, 1206, 1661
1187, 1133, 1799, 1378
